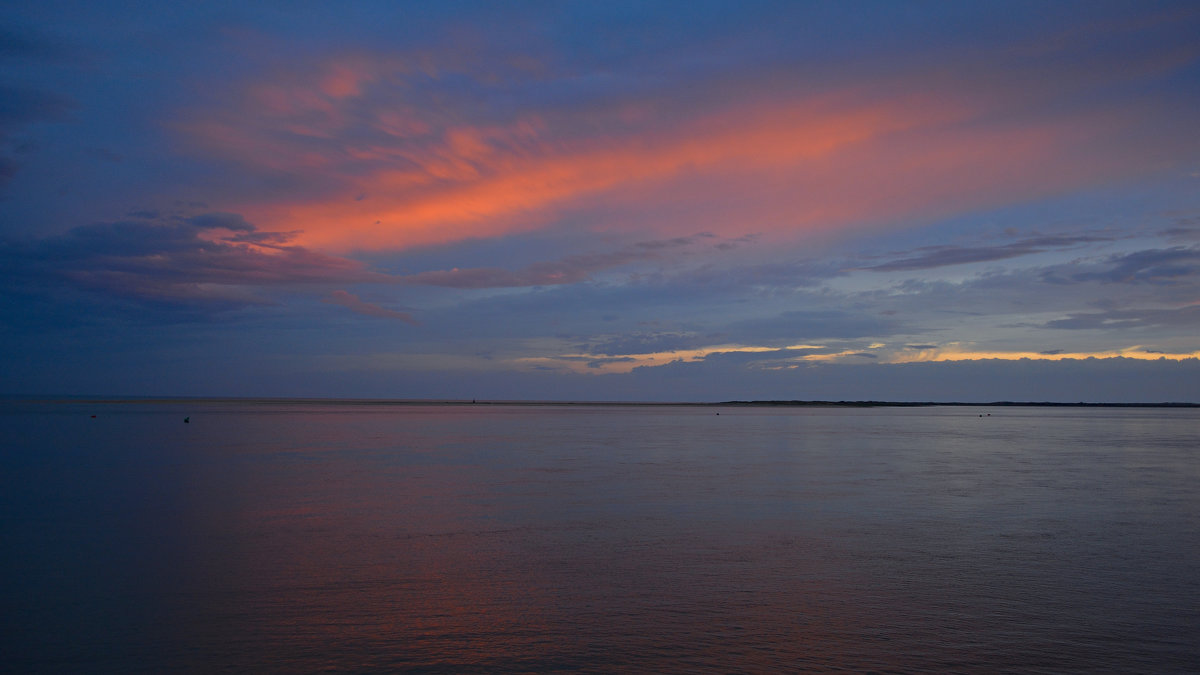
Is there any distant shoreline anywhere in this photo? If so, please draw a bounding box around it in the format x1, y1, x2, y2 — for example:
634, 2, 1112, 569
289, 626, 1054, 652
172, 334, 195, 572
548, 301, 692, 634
2, 396, 1197, 408
716, 400, 1200, 408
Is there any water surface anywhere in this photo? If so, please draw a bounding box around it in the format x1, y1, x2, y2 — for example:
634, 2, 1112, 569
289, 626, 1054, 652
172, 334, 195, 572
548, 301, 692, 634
3, 401, 1198, 672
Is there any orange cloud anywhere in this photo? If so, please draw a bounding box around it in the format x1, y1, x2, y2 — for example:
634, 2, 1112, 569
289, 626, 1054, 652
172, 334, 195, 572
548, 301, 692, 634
177, 52, 1194, 254
887, 344, 1200, 364
522, 343, 1200, 376
225, 91, 976, 251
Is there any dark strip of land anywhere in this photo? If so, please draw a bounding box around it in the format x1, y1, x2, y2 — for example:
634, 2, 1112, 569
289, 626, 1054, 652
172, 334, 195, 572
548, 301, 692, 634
716, 400, 1199, 408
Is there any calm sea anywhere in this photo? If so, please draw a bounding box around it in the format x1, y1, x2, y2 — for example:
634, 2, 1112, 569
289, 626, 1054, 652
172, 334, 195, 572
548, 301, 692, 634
2, 400, 1198, 672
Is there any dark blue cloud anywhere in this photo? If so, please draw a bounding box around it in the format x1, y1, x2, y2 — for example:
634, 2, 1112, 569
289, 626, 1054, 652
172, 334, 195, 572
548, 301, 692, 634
0, 85, 75, 187
586, 356, 635, 369
581, 332, 705, 357
1064, 246, 1200, 285
695, 349, 805, 366
675, 258, 844, 290
0, 214, 381, 311
1161, 219, 1200, 241
324, 290, 417, 324
727, 310, 900, 342
1043, 305, 1200, 330
398, 234, 714, 288
866, 234, 1112, 272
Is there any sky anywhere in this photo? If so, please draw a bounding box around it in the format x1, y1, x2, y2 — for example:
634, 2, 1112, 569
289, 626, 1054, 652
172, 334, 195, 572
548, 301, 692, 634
2, 0, 1199, 402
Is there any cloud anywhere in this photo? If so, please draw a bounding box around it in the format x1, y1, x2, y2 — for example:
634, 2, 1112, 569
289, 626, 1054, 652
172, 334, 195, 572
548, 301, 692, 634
324, 290, 417, 324
813, 235, 1200, 348
398, 233, 712, 288
727, 310, 900, 342
1161, 219, 1200, 242
0, 85, 76, 188
1043, 305, 1200, 330
621, 355, 1200, 403
205, 86, 967, 250
586, 356, 636, 369
1061, 246, 1200, 285
866, 234, 1112, 272
170, 16, 1200, 254
580, 332, 704, 357
519, 343, 819, 375
0, 213, 384, 307
0, 218, 735, 331
671, 257, 845, 290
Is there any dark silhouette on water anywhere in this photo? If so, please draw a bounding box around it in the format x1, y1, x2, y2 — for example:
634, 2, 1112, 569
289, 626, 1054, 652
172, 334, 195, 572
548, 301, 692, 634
184, 417, 189, 423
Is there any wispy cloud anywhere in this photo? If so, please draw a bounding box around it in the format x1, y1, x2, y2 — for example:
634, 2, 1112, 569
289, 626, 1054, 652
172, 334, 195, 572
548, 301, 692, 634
398, 233, 712, 288
579, 332, 705, 357
1058, 246, 1200, 284
0, 84, 75, 187
1, 213, 382, 307
726, 310, 900, 342
865, 234, 1112, 272
1043, 305, 1200, 330
324, 290, 417, 324
171, 21, 1200, 254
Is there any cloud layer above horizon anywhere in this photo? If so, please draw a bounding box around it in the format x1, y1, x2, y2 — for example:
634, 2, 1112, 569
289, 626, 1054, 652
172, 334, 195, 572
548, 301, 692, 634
2, 1, 1199, 401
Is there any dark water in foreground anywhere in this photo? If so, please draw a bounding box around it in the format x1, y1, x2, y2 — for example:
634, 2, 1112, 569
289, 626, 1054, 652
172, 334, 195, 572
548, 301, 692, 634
2, 401, 1198, 672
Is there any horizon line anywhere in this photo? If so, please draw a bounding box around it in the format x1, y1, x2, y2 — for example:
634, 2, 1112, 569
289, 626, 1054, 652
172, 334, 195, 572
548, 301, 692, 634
2, 395, 1197, 408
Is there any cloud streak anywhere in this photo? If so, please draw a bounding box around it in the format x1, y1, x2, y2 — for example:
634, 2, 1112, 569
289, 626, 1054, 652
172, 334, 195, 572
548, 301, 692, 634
0, 84, 75, 188
1043, 305, 1200, 330
324, 290, 417, 324
1060, 246, 1200, 285
1, 213, 382, 307
397, 234, 712, 288
866, 234, 1113, 272
171, 17, 1200, 254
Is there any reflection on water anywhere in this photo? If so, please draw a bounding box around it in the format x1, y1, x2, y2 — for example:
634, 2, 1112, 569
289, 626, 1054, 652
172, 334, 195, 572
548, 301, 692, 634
3, 402, 1199, 671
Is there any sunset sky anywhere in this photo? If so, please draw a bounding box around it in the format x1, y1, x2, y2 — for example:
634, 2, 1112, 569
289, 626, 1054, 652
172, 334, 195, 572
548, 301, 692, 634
2, 1, 1198, 401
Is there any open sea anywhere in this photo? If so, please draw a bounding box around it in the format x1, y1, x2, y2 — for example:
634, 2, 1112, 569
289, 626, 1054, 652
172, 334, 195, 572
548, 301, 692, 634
2, 399, 1198, 672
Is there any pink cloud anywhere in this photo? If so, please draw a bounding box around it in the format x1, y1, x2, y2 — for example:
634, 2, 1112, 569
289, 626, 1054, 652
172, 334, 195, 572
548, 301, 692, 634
174, 40, 1199, 254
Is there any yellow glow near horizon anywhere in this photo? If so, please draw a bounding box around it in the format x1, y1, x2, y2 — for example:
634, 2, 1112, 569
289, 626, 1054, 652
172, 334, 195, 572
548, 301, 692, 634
517, 344, 827, 374
524, 342, 1200, 375
791, 343, 1200, 365
889, 346, 1200, 363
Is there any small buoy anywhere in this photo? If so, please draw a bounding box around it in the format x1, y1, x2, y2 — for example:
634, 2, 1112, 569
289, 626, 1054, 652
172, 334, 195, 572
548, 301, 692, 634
90, 415, 96, 418
184, 417, 190, 423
